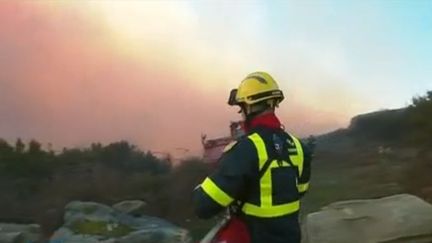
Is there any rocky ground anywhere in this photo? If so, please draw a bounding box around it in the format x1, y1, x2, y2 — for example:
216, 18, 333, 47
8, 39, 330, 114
0, 200, 191, 243
2, 194, 432, 243
303, 194, 432, 243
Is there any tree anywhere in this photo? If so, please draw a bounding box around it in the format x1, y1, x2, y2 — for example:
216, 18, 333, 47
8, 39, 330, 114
0, 139, 13, 154
411, 90, 432, 108
15, 138, 25, 154
408, 90, 432, 144
28, 140, 42, 155
0, 139, 14, 165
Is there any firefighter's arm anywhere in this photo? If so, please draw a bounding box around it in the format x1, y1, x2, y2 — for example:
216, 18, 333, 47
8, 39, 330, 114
192, 139, 255, 219
297, 141, 313, 197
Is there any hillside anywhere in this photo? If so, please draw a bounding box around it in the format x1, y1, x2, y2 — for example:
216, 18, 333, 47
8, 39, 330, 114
302, 92, 432, 216
0, 91, 431, 241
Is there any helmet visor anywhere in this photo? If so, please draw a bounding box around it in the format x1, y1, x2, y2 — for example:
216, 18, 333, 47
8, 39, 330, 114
228, 89, 238, 106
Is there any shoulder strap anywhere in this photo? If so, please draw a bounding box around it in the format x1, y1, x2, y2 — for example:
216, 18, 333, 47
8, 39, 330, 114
234, 144, 273, 214
257, 147, 297, 178
258, 157, 273, 179
258, 132, 298, 178
235, 134, 282, 212
234, 132, 295, 213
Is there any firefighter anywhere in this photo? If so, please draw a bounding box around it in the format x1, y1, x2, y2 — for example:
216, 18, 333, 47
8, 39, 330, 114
193, 72, 312, 243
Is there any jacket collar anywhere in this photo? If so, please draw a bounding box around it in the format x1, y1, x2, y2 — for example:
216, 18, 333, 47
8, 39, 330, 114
245, 112, 282, 132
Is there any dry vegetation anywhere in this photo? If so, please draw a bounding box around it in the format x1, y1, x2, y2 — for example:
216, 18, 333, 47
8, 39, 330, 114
0, 91, 431, 240
0, 141, 211, 237
302, 90, 432, 215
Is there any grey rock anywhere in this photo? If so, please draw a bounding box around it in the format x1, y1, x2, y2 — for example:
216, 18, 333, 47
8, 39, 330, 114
112, 200, 147, 216
304, 194, 432, 243
0, 232, 24, 243
52, 201, 191, 243
0, 223, 42, 243
50, 228, 109, 243
64, 201, 116, 225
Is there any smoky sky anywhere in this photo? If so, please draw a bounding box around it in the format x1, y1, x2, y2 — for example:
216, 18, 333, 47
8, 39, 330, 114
0, 2, 354, 156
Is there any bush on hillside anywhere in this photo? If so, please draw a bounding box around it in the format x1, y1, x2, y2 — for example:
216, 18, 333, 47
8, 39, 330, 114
407, 91, 432, 145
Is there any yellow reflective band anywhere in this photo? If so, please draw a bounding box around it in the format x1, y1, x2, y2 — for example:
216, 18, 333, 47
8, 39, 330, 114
297, 182, 309, 193
201, 177, 234, 207
248, 133, 268, 170
248, 133, 272, 207
242, 200, 300, 218
289, 135, 304, 177
246, 133, 304, 218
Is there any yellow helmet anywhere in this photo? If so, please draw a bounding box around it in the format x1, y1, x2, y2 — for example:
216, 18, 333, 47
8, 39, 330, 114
228, 71, 284, 106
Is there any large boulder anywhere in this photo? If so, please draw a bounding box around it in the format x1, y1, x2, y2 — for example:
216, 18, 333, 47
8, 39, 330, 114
51, 201, 191, 243
0, 232, 23, 243
112, 200, 147, 216
304, 194, 432, 243
0, 223, 42, 243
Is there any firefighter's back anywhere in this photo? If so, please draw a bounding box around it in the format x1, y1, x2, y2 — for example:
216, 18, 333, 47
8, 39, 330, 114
239, 127, 304, 243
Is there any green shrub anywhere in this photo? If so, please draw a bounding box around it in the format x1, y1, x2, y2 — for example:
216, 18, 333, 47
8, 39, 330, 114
70, 220, 134, 237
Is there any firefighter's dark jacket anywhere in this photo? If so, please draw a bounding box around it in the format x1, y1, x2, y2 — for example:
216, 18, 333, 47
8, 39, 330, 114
193, 125, 312, 243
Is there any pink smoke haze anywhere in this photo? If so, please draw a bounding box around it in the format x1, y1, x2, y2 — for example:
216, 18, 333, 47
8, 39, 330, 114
0, 2, 360, 156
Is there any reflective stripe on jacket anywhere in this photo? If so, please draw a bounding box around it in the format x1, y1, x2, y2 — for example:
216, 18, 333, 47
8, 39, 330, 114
193, 126, 312, 243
